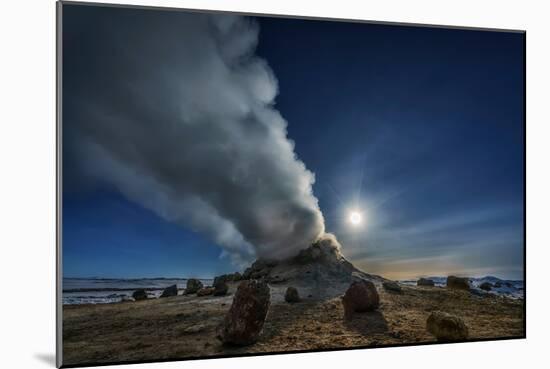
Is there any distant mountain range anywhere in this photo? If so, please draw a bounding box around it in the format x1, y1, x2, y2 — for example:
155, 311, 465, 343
399, 276, 524, 299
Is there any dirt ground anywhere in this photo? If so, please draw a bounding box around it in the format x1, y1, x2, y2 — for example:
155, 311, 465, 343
62, 283, 524, 366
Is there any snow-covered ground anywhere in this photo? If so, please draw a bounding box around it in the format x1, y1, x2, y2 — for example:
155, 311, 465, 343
399, 276, 524, 299
62, 278, 213, 304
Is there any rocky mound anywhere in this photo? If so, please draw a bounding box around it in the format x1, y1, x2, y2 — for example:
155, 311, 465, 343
236, 234, 386, 301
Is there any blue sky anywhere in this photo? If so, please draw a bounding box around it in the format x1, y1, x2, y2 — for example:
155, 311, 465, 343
62, 5, 524, 280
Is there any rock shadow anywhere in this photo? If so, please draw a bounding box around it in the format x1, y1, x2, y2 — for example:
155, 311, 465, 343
344, 310, 389, 336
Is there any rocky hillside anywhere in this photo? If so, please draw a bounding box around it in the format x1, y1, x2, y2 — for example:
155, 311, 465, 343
238, 234, 386, 301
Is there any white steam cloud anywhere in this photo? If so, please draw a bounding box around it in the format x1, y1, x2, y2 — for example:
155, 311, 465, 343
64, 12, 325, 263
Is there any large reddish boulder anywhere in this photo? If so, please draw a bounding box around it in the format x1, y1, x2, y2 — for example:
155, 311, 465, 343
342, 280, 379, 320
426, 311, 469, 341
217, 280, 271, 345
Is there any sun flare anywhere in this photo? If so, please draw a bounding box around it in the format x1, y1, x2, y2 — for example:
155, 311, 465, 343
349, 211, 362, 226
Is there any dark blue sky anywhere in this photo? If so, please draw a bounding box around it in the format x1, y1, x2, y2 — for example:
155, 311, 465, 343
62, 5, 524, 280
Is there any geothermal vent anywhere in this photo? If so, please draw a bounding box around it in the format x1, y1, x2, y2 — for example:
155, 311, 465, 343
240, 234, 386, 301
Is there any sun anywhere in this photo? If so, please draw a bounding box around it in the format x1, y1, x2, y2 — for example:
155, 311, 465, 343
349, 211, 362, 226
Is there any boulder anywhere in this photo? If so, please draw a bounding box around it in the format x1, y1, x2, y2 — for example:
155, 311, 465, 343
184, 278, 203, 295
197, 287, 215, 296
213, 281, 229, 296
217, 280, 271, 345
160, 284, 178, 298
132, 289, 147, 301
284, 287, 300, 303
447, 276, 470, 290
382, 281, 402, 293
479, 282, 493, 291
342, 280, 379, 320
426, 311, 469, 341
417, 278, 435, 287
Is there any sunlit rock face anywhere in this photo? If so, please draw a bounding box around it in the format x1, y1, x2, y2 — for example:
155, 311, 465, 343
239, 233, 386, 302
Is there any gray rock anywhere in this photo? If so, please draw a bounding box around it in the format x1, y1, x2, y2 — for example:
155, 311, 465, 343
184, 279, 203, 294
426, 311, 469, 341
160, 284, 178, 298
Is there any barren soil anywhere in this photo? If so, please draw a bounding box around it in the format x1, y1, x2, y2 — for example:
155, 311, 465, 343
63, 283, 524, 366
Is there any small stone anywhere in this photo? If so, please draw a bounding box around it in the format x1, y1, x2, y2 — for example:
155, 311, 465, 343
284, 287, 300, 303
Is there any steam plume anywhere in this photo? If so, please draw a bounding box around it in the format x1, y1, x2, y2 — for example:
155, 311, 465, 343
64, 11, 325, 263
